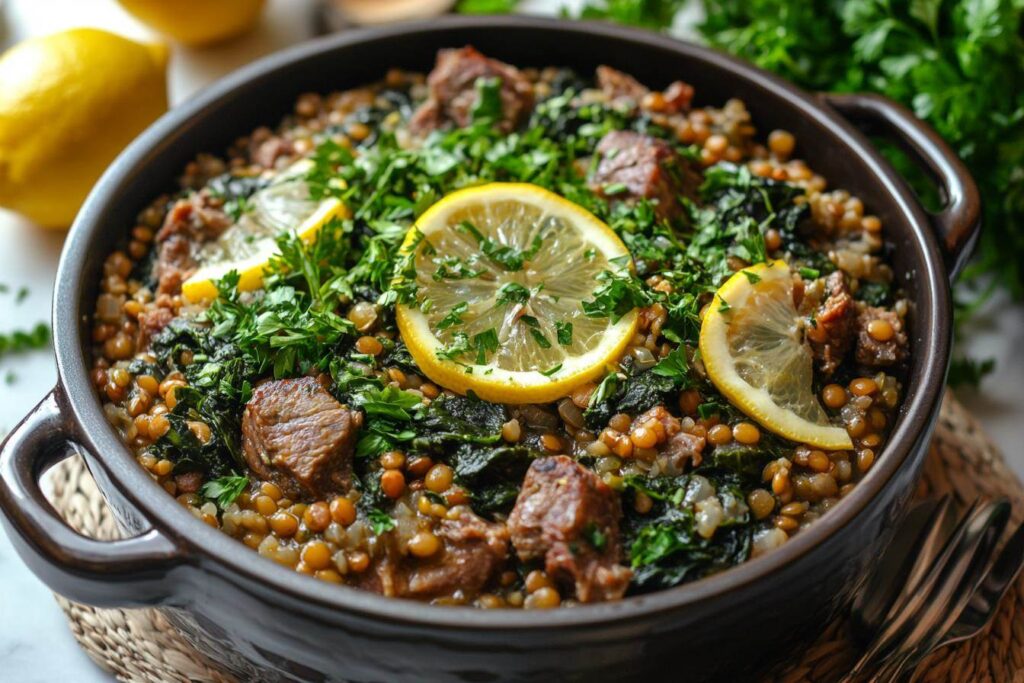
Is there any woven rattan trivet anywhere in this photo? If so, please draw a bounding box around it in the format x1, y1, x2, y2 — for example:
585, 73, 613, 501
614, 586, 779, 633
48, 390, 1024, 682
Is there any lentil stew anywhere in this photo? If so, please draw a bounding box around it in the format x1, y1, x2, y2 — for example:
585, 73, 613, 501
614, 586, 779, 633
91, 47, 911, 609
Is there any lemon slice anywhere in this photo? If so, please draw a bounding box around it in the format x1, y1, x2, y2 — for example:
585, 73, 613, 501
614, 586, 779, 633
395, 183, 639, 404
699, 260, 853, 450
181, 162, 345, 302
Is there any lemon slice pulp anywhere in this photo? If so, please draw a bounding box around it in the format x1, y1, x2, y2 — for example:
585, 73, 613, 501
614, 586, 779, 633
395, 183, 639, 404
181, 161, 345, 302
699, 260, 853, 450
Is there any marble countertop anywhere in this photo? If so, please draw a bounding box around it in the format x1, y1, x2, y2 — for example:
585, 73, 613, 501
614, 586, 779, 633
0, 1, 1020, 680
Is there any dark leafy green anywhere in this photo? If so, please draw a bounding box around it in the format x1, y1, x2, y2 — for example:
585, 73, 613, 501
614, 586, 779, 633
623, 470, 752, 591
452, 444, 538, 516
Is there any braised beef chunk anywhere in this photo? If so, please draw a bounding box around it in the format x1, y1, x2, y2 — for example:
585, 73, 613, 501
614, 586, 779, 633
155, 234, 195, 295
408, 46, 534, 135
136, 306, 174, 351
809, 271, 856, 376
407, 507, 509, 598
664, 431, 706, 471
590, 131, 688, 219
156, 191, 232, 243
508, 456, 632, 602
596, 66, 694, 115
855, 307, 908, 368
241, 377, 357, 498
154, 192, 231, 295
596, 65, 648, 106
248, 126, 295, 169
353, 506, 509, 600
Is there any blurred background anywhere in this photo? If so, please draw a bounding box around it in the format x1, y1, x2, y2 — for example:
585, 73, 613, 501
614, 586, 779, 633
0, 1, 1020, 680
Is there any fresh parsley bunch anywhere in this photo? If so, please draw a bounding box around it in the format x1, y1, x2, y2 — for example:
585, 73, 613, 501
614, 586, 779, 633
699, 0, 1024, 319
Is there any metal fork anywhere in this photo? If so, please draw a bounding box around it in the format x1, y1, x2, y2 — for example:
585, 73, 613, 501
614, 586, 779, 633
873, 514, 1024, 682
844, 497, 1013, 682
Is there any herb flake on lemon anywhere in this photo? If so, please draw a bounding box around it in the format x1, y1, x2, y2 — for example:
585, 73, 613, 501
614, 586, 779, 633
700, 260, 853, 450
395, 183, 639, 404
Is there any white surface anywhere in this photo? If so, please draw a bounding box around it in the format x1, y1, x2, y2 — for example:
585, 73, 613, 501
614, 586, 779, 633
0, 1, 1021, 681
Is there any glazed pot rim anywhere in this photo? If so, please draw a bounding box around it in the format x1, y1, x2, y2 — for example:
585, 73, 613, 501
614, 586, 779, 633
54, 15, 950, 629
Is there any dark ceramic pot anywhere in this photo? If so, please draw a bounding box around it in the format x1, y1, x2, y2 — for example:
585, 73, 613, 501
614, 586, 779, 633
0, 16, 979, 683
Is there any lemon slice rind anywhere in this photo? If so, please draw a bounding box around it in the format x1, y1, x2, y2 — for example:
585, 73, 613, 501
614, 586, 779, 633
700, 260, 854, 451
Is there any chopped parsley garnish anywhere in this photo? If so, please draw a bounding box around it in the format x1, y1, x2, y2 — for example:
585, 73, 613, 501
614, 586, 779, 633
541, 363, 563, 377
555, 321, 573, 346
650, 346, 688, 384
457, 220, 545, 272
473, 329, 500, 364
529, 328, 552, 349
432, 255, 485, 281
582, 269, 652, 322
368, 508, 397, 536
201, 475, 249, 510
585, 523, 608, 551
470, 76, 504, 123
437, 302, 469, 330
0, 322, 51, 359
495, 281, 532, 306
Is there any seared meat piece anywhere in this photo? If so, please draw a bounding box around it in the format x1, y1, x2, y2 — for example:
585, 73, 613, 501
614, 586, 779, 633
241, 377, 358, 499
350, 552, 404, 597
596, 65, 648, 106
408, 46, 534, 135
136, 306, 174, 351
808, 271, 856, 376
155, 234, 194, 295
855, 307, 908, 368
664, 431, 706, 472
407, 506, 510, 599
353, 506, 509, 601
156, 191, 232, 243
508, 456, 632, 602
596, 66, 693, 114
248, 126, 295, 169
590, 131, 690, 219
154, 192, 231, 295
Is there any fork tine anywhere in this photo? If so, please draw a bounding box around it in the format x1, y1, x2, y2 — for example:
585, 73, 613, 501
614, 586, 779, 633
893, 500, 1011, 664
946, 518, 1024, 644
900, 495, 958, 597
846, 499, 1006, 681
851, 496, 955, 641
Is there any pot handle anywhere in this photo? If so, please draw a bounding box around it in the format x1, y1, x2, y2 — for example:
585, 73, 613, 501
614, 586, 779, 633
0, 390, 184, 607
820, 92, 981, 282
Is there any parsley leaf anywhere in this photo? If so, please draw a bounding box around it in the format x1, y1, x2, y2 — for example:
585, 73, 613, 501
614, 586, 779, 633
201, 475, 249, 510
555, 321, 573, 346
368, 508, 396, 535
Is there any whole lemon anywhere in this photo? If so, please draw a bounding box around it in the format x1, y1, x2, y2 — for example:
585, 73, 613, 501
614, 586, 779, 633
118, 0, 267, 46
0, 29, 168, 229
